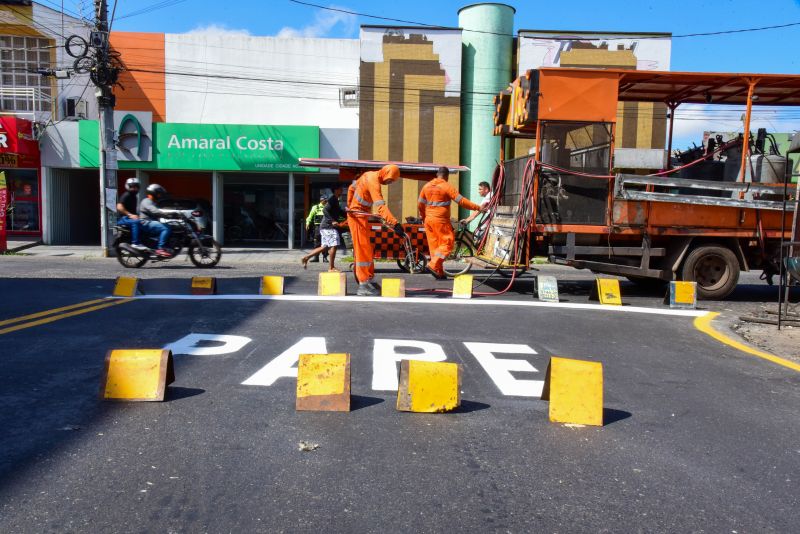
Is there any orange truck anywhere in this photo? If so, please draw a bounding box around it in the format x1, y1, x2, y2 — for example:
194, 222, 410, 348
489, 67, 800, 299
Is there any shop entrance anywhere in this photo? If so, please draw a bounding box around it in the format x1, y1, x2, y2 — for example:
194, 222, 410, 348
223, 175, 291, 247
46, 169, 100, 245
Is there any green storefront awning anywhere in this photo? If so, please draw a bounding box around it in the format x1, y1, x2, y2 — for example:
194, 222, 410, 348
79, 121, 319, 172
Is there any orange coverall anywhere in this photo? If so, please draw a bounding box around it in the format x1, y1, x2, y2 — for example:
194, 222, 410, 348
418, 177, 482, 275
347, 165, 400, 284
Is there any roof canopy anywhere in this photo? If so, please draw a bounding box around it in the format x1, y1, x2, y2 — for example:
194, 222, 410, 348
543, 68, 800, 106
299, 158, 469, 181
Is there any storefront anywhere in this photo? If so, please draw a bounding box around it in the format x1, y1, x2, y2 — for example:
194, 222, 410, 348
1, 116, 41, 238
70, 121, 322, 247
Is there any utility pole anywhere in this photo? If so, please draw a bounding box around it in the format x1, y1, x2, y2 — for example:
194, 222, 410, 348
94, 0, 116, 257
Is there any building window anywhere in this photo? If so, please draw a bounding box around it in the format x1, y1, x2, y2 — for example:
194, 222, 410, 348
0, 35, 53, 113
339, 87, 359, 108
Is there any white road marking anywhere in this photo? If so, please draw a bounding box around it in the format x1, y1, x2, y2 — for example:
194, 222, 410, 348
128, 294, 708, 317
465, 342, 543, 397
165, 333, 252, 356
241, 336, 327, 386
372, 339, 447, 391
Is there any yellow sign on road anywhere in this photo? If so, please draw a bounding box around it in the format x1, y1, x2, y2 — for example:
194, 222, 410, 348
596, 278, 622, 306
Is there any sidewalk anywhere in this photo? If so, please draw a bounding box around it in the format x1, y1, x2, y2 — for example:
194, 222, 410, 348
5, 241, 331, 264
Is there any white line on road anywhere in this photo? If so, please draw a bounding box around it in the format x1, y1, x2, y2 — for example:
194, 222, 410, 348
125, 294, 709, 317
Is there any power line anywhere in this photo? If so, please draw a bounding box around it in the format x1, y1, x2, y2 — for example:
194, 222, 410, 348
124, 67, 503, 97
35, 0, 87, 22
109, 0, 119, 30
115, 0, 188, 21
290, 0, 800, 40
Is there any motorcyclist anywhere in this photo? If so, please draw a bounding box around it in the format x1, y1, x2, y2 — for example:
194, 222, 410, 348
138, 183, 179, 257
116, 177, 148, 251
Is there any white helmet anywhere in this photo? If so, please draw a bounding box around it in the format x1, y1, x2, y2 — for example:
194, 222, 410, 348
125, 177, 140, 191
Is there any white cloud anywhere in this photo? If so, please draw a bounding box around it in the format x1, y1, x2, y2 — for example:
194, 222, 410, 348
184, 24, 252, 38
276, 4, 357, 39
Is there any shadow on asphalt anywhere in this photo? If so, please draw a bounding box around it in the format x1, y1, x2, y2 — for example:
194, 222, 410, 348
142, 264, 236, 270
603, 408, 632, 425
351, 395, 385, 411
454, 400, 491, 413
167, 387, 206, 401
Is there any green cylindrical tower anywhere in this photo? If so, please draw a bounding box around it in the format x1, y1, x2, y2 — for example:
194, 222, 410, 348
458, 3, 515, 210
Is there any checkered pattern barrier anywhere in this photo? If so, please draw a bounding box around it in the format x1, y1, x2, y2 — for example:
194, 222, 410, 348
369, 223, 428, 259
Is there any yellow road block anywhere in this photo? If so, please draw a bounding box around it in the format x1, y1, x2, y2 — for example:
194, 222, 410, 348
113, 276, 138, 297
260, 276, 285, 295
396, 360, 461, 413
381, 278, 405, 298
452, 274, 474, 299
191, 276, 216, 295
101, 349, 175, 402
668, 281, 697, 309
594, 278, 622, 306
296, 353, 350, 411
318, 271, 346, 296
541, 356, 603, 426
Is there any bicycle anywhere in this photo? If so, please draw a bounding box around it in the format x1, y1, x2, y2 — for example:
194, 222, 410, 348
442, 220, 479, 277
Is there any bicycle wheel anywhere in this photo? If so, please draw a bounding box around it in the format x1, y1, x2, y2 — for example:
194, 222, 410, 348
443, 237, 476, 277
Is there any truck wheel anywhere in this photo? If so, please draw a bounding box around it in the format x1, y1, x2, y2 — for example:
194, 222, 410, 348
681, 245, 739, 300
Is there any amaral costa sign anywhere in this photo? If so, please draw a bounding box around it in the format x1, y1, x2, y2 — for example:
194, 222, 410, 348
167, 133, 285, 152
159, 124, 317, 171
79, 122, 318, 172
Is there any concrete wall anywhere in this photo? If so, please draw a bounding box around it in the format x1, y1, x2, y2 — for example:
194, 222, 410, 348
359, 26, 463, 220
518, 30, 672, 153
163, 34, 359, 128
39, 121, 80, 168
320, 127, 358, 174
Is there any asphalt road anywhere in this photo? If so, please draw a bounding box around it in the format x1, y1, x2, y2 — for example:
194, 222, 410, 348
0, 273, 798, 533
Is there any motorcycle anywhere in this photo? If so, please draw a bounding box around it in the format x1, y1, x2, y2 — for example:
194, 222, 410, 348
113, 211, 222, 268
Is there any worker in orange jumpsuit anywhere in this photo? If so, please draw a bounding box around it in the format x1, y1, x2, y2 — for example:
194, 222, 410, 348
418, 166, 484, 279
347, 164, 402, 296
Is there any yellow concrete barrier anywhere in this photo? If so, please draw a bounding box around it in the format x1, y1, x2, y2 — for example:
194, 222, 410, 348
296, 353, 351, 411
101, 349, 175, 402
260, 275, 285, 295
667, 281, 697, 309
191, 276, 216, 295
592, 278, 622, 306
452, 274, 474, 299
318, 271, 346, 296
541, 356, 603, 426
113, 276, 138, 297
381, 278, 406, 298
396, 360, 461, 413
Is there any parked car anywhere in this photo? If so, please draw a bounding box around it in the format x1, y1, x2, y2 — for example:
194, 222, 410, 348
157, 198, 212, 231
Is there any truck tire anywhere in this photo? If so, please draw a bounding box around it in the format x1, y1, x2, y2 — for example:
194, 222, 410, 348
680, 244, 739, 300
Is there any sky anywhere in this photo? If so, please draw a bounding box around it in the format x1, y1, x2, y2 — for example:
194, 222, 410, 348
56, 0, 800, 148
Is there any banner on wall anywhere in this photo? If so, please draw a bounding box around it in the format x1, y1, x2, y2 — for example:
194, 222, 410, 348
0, 172, 7, 252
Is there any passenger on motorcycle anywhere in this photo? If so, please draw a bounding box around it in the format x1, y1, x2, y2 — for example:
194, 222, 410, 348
116, 178, 148, 251
139, 183, 179, 257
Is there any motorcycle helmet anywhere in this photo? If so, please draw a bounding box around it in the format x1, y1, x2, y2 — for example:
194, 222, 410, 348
146, 183, 167, 199
125, 177, 140, 191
